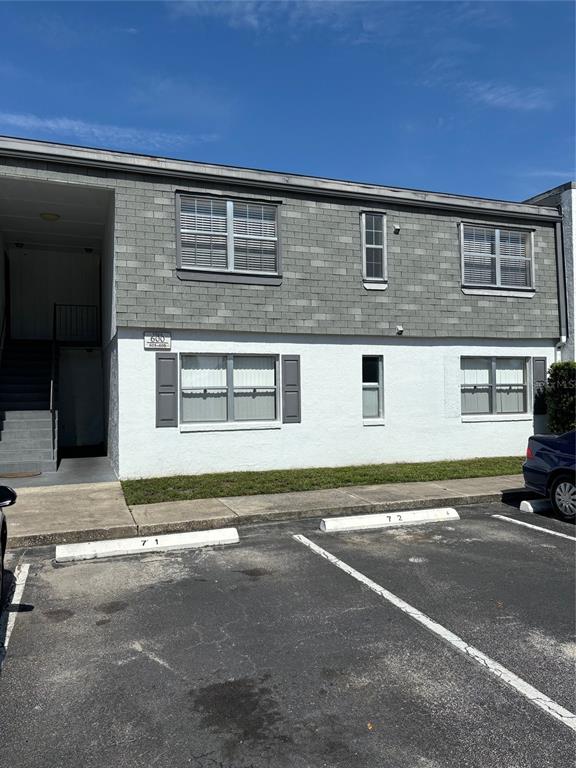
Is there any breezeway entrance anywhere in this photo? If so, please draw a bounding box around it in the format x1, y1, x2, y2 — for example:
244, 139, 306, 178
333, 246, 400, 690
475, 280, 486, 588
0, 176, 115, 474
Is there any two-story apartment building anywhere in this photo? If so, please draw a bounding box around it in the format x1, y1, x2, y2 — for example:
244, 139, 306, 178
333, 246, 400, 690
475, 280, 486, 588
0, 137, 569, 479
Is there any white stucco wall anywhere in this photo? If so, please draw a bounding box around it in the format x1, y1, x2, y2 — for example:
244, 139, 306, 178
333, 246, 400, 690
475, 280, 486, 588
561, 187, 575, 361
116, 329, 555, 480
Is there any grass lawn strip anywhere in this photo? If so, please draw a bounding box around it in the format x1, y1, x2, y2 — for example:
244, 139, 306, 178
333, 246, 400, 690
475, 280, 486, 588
122, 456, 523, 507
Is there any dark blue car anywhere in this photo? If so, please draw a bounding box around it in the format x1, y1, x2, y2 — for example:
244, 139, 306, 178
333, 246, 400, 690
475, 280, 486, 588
523, 430, 576, 521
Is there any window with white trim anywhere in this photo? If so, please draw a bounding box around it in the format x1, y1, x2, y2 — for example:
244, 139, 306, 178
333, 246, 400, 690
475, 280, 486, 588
460, 357, 528, 415
361, 213, 387, 282
362, 355, 384, 419
461, 224, 533, 289
178, 196, 279, 275
181, 354, 278, 423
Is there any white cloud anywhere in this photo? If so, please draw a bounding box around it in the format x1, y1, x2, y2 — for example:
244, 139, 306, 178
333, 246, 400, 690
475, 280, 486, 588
465, 82, 553, 111
169, 0, 418, 43
0, 111, 219, 150
169, 0, 509, 45
170, 1, 346, 31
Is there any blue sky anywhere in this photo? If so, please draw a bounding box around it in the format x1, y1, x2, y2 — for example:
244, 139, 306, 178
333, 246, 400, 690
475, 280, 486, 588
0, 1, 573, 201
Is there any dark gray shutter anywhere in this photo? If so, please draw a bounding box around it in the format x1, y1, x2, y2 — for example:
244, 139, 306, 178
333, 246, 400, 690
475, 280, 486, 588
156, 352, 178, 427
282, 356, 301, 423
532, 357, 547, 415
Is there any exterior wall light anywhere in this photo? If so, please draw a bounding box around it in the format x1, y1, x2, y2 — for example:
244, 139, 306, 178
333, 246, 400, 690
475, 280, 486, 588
393, 224, 401, 234
39, 212, 60, 222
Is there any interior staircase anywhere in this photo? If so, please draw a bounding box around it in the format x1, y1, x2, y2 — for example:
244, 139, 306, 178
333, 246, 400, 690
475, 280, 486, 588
0, 340, 57, 474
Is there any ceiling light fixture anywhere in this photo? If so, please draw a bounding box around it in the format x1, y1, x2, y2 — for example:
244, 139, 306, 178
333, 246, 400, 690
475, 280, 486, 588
39, 212, 60, 222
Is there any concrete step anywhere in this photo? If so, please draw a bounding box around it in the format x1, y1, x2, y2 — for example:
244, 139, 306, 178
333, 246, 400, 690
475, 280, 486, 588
0, 458, 57, 475
0, 418, 52, 428
0, 438, 53, 451
0, 425, 52, 439
0, 409, 52, 421
0, 448, 54, 461
0, 430, 53, 442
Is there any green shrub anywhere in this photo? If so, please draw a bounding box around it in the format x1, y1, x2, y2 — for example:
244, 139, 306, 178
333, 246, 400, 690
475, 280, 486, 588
545, 361, 576, 433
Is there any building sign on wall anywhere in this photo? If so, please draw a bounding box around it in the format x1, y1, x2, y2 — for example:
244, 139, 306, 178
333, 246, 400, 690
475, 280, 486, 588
144, 331, 171, 350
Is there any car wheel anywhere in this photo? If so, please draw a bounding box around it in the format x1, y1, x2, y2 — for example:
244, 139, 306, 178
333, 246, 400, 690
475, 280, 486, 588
550, 474, 576, 522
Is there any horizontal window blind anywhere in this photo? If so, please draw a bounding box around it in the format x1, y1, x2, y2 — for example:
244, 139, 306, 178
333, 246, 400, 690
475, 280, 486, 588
233, 203, 277, 273
234, 238, 277, 273
462, 225, 531, 289
180, 198, 228, 270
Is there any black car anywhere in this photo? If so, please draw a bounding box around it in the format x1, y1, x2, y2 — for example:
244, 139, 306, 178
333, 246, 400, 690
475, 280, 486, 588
0, 485, 17, 609
523, 430, 576, 522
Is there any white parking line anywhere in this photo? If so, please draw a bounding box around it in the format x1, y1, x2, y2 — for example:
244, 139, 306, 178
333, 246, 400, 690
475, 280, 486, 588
293, 534, 576, 733
0, 563, 31, 668
492, 515, 576, 542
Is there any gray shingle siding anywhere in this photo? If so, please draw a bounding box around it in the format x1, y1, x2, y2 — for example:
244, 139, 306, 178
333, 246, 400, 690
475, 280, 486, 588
0, 156, 560, 339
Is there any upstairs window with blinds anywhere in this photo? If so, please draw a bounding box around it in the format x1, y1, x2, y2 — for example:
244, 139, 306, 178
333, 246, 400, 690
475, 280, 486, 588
178, 195, 279, 274
461, 224, 533, 289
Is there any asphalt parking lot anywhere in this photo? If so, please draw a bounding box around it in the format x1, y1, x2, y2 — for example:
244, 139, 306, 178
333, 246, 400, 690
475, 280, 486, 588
0, 501, 574, 768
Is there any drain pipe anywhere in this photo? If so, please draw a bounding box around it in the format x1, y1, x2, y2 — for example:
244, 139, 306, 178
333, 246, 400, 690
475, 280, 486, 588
555, 335, 567, 363
554, 221, 569, 363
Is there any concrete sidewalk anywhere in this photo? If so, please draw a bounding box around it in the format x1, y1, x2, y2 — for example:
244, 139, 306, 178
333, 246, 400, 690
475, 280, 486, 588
6, 482, 136, 548
6, 474, 531, 548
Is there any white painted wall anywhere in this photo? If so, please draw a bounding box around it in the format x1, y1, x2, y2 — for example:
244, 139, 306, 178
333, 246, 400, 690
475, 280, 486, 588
561, 187, 575, 361
116, 328, 555, 480
104, 336, 119, 474
9, 246, 99, 339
